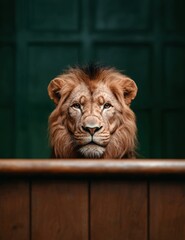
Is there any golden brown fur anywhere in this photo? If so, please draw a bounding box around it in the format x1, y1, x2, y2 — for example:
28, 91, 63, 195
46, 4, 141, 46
48, 65, 138, 159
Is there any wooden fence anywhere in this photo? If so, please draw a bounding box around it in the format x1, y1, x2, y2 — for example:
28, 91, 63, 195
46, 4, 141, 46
0, 159, 185, 240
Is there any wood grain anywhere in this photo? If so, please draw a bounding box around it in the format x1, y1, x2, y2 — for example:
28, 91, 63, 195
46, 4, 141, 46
150, 182, 185, 240
31, 180, 88, 240
0, 159, 185, 176
91, 181, 147, 240
0, 180, 29, 240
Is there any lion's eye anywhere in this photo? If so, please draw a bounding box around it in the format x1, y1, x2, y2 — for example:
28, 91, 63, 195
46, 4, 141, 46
103, 103, 112, 109
71, 103, 81, 109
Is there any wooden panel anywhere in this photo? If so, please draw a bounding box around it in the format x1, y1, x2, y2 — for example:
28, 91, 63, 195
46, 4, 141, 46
27, 107, 51, 158
162, 111, 185, 158
0, 181, 29, 240
163, 0, 185, 32
91, 181, 147, 240
135, 110, 152, 158
0, 45, 15, 157
0, 45, 14, 104
164, 46, 185, 105
0, 0, 15, 33
29, 0, 80, 31
28, 44, 81, 105
0, 108, 14, 158
93, 0, 151, 31
32, 180, 88, 240
150, 182, 185, 240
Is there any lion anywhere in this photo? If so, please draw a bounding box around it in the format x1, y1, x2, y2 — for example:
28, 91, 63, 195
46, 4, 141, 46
48, 64, 138, 159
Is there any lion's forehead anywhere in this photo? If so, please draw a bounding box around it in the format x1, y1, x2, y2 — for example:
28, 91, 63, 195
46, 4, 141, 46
69, 82, 116, 104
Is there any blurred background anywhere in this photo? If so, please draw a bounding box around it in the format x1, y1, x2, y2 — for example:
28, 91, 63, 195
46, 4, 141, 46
0, 0, 185, 158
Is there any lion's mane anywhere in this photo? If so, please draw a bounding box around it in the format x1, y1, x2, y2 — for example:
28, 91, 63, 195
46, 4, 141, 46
48, 65, 138, 159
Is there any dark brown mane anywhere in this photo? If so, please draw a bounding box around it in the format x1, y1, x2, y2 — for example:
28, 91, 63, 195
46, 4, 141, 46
74, 63, 111, 80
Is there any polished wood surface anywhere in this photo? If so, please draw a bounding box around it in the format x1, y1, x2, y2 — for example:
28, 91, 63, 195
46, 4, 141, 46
32, 180, 88, 240
1, 160, 185, 239
150, 182, 185, 240
0, 159, 185, 176
0, 181, 29, 240
91, 181, 147, 240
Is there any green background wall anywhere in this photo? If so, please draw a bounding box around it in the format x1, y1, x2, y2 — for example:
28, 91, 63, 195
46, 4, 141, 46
0, 0, 185, 158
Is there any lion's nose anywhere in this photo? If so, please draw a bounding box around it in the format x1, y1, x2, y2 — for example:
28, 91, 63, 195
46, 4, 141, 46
82, 126, 102, 136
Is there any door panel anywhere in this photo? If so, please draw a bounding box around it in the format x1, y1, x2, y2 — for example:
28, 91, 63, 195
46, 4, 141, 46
92, 0, 151, 31
0, 45, 15, 157
29, 0, 80, 31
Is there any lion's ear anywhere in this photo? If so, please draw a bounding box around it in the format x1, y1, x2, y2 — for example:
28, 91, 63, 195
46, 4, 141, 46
48, 78, 63, 104
123, 78, 138, 105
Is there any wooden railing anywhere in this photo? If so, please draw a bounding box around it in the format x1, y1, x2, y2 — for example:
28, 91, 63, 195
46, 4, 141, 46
0, 159, 185, 240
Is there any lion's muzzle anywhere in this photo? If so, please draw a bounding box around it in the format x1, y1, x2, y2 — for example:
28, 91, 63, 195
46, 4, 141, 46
81, 116, 103, 136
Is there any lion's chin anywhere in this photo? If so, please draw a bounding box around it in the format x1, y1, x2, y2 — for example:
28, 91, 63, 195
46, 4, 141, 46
79, 144, 105, 158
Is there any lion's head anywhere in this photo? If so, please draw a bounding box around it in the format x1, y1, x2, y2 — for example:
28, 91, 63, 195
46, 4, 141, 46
48, 65, 138, 159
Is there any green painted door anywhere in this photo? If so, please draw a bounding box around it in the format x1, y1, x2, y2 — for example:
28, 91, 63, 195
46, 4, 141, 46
0, 0, 185, 158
